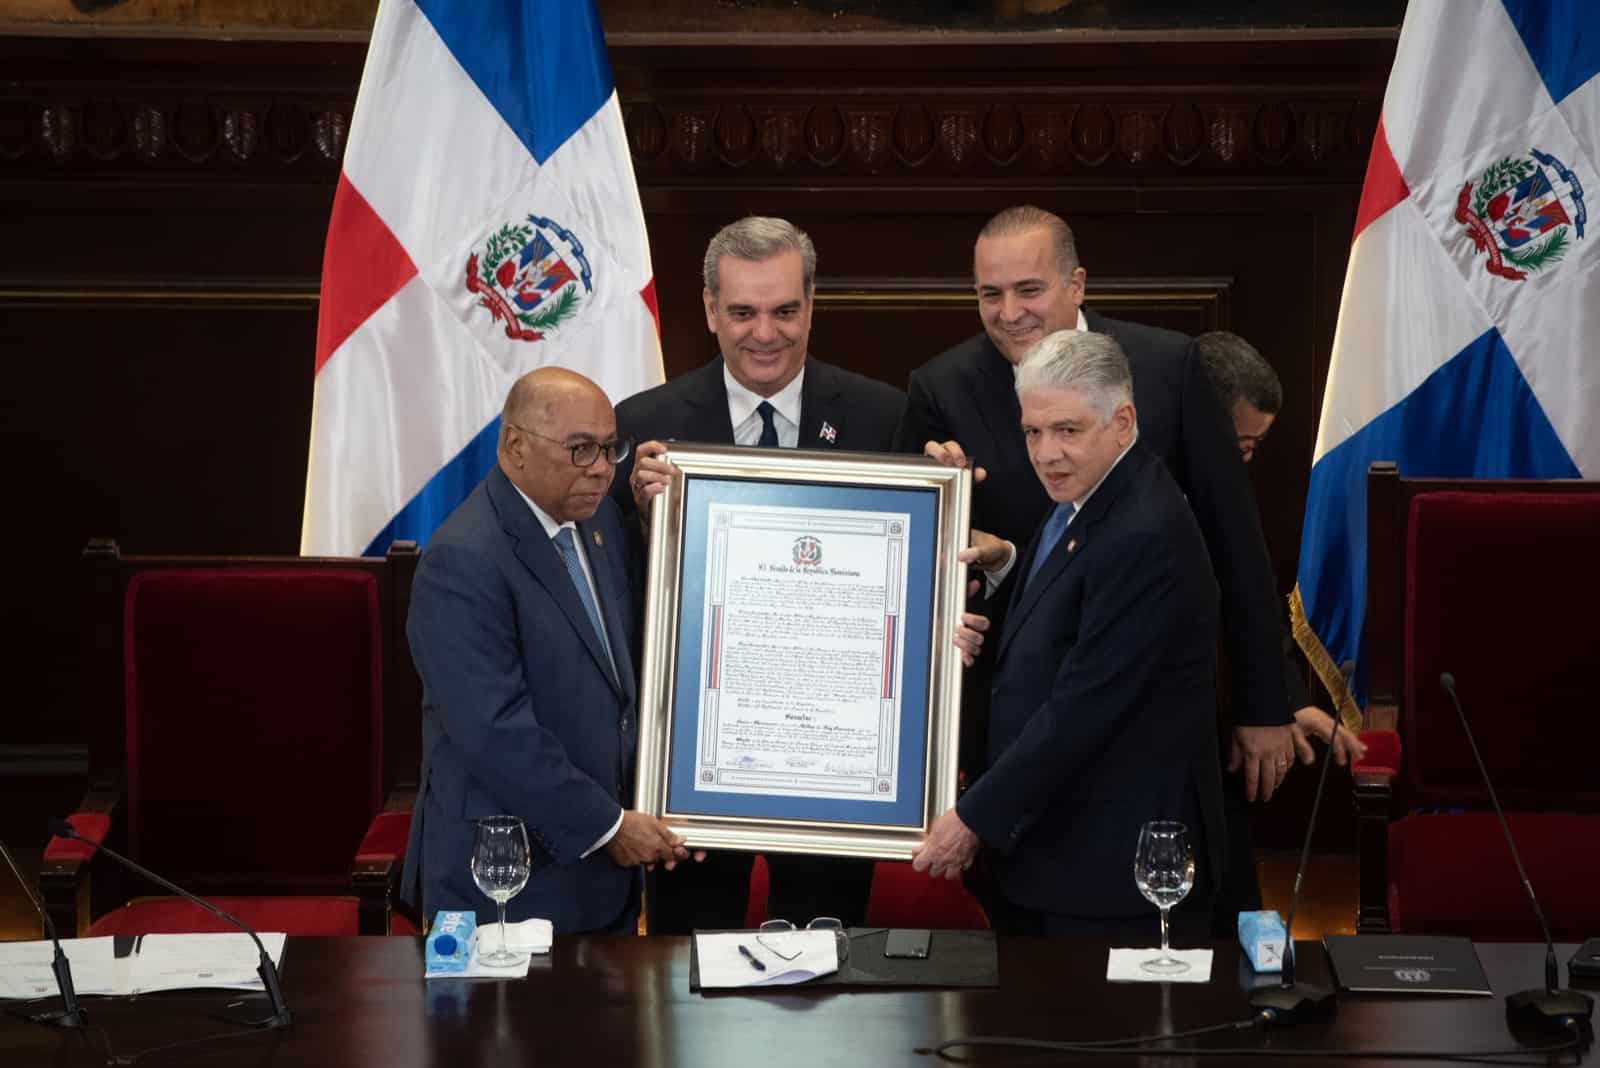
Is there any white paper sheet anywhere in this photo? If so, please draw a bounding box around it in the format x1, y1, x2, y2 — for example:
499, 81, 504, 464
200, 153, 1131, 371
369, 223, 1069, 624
0, 937, 120, 999
0, 933, 286, 999
694, 930, 839, 989
133, 932, 288, 993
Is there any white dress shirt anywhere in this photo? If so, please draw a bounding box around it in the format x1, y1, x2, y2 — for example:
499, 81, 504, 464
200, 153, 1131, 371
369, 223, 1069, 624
725, 364, 804, 448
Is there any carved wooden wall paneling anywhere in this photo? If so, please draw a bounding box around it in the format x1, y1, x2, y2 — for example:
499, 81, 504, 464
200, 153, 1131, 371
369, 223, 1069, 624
618, 95, 1378, 179
0, 32, 1395, 850
2, 92, 352, 172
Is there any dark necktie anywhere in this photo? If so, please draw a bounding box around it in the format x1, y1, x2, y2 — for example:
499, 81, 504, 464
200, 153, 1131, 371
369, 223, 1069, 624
1025, 502, 1077, 587
552, 527, 616, 682
756, 400, 780, 448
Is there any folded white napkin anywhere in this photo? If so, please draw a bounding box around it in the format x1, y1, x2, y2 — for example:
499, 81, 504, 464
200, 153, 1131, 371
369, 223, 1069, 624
478, 918, 553, 954
424, 919, 553, 980
1106, 947, 1214, 983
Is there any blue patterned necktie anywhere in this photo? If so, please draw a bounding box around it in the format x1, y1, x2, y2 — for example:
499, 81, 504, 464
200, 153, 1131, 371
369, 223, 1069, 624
756, 400, 780, 448
552, 527, 616, 682
1025, 502, 1077, 587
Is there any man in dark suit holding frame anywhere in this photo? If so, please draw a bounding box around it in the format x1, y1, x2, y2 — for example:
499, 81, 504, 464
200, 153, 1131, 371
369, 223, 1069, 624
402, 368, 691, 935
615, 216, 905, 934
915, 330, 1225, 937
895, 206, 1299, 804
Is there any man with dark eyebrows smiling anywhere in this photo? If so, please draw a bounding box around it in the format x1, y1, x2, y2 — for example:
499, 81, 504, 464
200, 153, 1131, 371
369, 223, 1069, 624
611, 215, 905, 935
896, 206, 1302, 892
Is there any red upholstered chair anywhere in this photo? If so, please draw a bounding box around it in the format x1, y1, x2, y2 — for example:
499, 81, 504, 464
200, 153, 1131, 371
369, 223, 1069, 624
863, 862, 989, 930
1351, 465, 1600, 940
40, 539, 424, 937
742, 858, 989, 930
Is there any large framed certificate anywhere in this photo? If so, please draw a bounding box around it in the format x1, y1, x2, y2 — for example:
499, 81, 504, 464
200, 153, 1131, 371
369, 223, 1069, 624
634, 445, 972, 860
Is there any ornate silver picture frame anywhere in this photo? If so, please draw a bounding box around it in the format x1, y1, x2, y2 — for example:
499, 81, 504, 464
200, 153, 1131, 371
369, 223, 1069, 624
634, 444, 971, 860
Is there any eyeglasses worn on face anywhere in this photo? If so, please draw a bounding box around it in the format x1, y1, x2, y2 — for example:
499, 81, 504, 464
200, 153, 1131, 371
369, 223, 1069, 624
507, 421, 632, 467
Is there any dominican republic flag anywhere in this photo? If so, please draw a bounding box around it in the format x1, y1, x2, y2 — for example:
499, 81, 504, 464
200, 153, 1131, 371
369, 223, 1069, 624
1291, 0, 1598, 727
302, 0, 664, 556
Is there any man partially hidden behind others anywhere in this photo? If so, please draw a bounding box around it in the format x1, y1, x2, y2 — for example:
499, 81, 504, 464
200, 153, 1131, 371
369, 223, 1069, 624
1194, 329, 1365, 935
914, 331, 1225, 938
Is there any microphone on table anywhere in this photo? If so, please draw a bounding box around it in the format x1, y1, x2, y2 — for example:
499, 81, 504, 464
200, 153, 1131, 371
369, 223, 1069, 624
1437, 672, 1593, 1043
1248, 660, 1353, 1027
0, 835, 84, 1029
46, 819, 293, 1031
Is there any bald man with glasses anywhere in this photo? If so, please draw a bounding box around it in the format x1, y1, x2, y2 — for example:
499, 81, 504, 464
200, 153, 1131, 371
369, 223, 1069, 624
402, 367, 693, 936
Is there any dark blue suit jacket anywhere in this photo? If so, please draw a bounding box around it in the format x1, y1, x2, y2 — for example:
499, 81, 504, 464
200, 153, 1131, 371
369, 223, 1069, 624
894, 312, 1288, 731
610, 356, 906, 521
400, 465, 642, 933
956, 442, 1226, 919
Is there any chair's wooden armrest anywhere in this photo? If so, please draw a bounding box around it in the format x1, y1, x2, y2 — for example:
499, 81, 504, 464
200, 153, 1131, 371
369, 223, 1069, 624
353, 788, 416, 934
1363, 700, 1398, 733
39, 789, 121, 937
381, 787, 417, 816
1350, 730, 1397, 935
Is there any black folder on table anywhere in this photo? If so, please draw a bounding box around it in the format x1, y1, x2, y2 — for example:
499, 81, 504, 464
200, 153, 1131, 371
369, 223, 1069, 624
1324, 934, 1493, 995
688, 928, 998, 993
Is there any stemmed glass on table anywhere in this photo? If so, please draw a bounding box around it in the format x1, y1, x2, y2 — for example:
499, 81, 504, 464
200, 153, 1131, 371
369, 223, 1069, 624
1134, 820, 1195, 975
471, 815, 532, 968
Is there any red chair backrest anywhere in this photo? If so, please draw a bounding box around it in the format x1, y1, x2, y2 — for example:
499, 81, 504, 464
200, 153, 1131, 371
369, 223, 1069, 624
122, 566, 386, 893
1402, 491, 1600, 811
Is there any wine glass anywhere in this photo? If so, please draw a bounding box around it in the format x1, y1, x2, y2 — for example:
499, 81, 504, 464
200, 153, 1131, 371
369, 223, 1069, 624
471, 815, 531, 968
1134, 820, 1195, 975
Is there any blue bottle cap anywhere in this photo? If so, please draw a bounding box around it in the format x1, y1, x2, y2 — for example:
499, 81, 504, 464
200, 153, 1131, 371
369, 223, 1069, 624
433, 934, 458, 955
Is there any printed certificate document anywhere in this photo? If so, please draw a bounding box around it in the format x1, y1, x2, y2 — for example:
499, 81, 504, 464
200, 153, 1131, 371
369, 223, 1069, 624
690, 502, 911, 805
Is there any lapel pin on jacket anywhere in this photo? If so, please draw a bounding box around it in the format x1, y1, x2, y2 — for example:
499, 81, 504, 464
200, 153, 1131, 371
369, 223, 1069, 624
819, 421, 838, 444
593, 531, 603, 547
1066, 538, 1077, 553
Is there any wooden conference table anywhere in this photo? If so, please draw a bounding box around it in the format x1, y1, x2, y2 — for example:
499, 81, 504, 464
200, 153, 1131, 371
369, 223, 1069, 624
0, 936, 1590, 1066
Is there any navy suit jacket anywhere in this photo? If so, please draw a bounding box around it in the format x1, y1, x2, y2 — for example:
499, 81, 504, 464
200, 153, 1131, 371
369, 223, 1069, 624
401, 465, 642, 933
611, 355, 905, 519
893, 311, 1289, 730
956, 443, 1226, 918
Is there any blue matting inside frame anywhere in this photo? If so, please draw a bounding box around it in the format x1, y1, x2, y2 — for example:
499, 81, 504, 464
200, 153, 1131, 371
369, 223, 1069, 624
665, 477, 937, 828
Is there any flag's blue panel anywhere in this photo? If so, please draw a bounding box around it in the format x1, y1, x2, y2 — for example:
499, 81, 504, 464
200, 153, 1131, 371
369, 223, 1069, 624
1500, 0, 1600, 105
365, 417, 502, 556
414, 0, 613, 165
1296, 329, 1579, 703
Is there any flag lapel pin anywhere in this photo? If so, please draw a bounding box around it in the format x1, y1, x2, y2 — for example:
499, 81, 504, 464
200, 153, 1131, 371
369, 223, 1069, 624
819, 421, 838, 444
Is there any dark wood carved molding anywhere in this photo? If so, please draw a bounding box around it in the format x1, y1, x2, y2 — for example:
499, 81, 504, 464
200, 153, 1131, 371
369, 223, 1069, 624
0, 278, 319, 307
1, 93, 352, 174
0, 93, 1380, 180
619, 95, 1384, 180
0, 34, 1392, 184
816, 275, 1231, 320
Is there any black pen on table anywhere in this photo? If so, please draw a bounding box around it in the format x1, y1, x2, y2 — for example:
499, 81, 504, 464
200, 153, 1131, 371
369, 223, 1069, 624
738, 943, 766, 972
